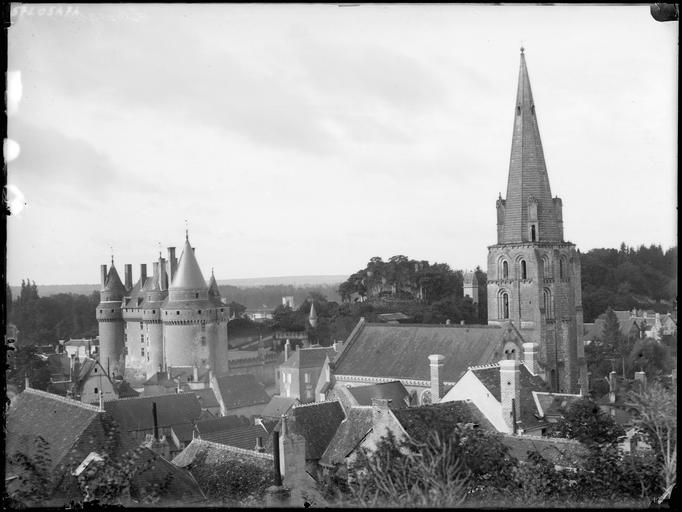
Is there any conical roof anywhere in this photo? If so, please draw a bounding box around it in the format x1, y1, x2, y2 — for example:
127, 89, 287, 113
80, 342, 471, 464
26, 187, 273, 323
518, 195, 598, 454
103, 263, 126, 294
208, 271, 223, 306
309, 301, 318, 321
501, 49, 562, 243
169, 237, 207, 291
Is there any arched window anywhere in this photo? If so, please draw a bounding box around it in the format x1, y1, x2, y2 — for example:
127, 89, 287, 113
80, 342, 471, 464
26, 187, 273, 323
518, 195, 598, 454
502, 292, 510, 319
502, 261, 509, 279
531, 225, 537, 242
559, 258, 565, 279
543, 289, 552, 319
520, 260, 527, 280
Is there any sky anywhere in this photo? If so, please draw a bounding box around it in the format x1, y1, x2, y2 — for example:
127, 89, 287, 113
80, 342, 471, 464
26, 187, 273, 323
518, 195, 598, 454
5, 4, 678, 286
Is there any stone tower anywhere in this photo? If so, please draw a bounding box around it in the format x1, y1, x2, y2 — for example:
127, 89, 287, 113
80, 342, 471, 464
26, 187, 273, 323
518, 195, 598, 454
141, 260, 167, 376
463, 271, 479, 304
122, 262, 149, 382
487, 49, 587, 394
160, 234, 229, 375
97, 260, 127, 378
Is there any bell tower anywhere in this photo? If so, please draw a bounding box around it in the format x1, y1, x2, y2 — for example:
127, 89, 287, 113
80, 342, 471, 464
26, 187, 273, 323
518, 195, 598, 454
487, 48, 587, 394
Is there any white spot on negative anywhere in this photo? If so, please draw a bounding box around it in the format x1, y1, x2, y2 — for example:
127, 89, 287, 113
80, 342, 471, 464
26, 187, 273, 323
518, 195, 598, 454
4, 138, 21, 162
6, 71, 23, 116
4, 184, 26, 215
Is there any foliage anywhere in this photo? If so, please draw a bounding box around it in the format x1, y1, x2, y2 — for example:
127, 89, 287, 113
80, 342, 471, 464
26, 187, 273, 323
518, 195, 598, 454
580, 244, 676, 322
5, 436, 53, 507
626, 380, 677, 495
5, 345, 52, 391
227, 300, 246, 317
548, 397, 625, 447
628, 338, 673, 378
188, 451, 274, 504
347, 430, 468, 507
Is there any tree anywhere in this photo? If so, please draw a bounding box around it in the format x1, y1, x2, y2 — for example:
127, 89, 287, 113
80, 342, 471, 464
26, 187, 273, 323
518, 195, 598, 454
627, 338, 673, 378
227, 301, 246, 318
626, 380, 677, 497
6, 346, 51, 391
549, 397, 624, 447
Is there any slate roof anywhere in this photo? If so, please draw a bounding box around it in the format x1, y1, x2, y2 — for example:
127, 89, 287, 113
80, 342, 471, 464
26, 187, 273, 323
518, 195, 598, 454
103, 393, 202, 433
260, 396, 300, 419
377, 312, 411, 322
202, 424, 270, 453
214, 374, 270, 411
196, 415, 251, 435
470, 363, 549, 431
533, 392, 582, 419
144, 371, 178, 388
169, 238, 207, 291
392, 401, 496, 443
347, 381, 410, 409
285, 401, 346, 460
319, 407, 374, 467
172, 423, 196, 445
193, 387, 219, 408
114, 380, 141, 399
172, 439, 273, 471
500, 434, 588, 468
280, 346, 337, 370
333, 321, 508, 382
6, 388, 105, 475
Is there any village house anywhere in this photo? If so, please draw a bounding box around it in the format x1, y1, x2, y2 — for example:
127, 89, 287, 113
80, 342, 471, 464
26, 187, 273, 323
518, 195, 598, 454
212, 373, 271, 417
279, 345, 339, 402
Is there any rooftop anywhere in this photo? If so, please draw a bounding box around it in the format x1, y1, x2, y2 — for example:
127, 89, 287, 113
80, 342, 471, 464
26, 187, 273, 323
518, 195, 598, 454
347, 381, 410, 409
103, 393, 202, 432
319, 406, 373, 467
214, 374, 270, 410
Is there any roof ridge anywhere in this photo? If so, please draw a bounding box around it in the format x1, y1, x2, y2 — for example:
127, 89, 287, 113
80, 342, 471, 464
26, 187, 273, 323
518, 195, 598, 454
291, 399, 340, 410
190, 438, 273, 460
23, 387, 102, 412
108, 392, 195, 402
469, 363, 500, 371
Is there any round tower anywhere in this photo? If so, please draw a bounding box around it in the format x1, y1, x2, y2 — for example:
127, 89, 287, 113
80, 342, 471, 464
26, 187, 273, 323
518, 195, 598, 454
96, 260, 126, 378
208, 270, 230, 376
142, 260, 168, 377
161, 235, 227, 374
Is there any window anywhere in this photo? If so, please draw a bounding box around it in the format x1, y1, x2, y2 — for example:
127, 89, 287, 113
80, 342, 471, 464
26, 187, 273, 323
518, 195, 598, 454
177, 311, 180, 315
304, 373, 310, 384
544, 289, 553, 319
502, 261, 509, 279
147, 354, 150, 362
195, 293, 199, 299
141, 347, 145, 356
140, 334, 144, 344
520, 260, 527, 279
140, 322, 143, 329
559, 258, 565, 279
198, 310, 202, 315
201, 336, 206, 346
531, 225, 537, 241
94, 387, 98, 394
502, 292, 510, 319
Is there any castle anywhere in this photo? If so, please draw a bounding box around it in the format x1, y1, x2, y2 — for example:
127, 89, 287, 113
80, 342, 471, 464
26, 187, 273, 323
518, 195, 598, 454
96, 233, 229, 384
487, 48, 586, 394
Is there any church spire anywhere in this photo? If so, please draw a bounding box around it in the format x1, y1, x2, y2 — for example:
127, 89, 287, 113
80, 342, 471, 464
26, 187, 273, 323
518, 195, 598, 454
499, 48, 563, 244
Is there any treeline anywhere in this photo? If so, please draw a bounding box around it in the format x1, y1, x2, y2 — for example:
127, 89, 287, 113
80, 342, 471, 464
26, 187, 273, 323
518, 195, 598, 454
7, 280, 99, 347
218, 283, 341, 309
581, 244, 676, 322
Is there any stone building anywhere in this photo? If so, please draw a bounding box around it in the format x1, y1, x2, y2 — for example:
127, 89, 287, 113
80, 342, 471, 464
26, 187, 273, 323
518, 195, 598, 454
97, 233, 229, 384
486, 48, 587, 394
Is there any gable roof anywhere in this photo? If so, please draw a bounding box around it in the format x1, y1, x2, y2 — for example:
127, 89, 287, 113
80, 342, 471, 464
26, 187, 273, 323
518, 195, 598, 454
6, 388, 104, 475
201, 424, 270, 453
171, 439, 273, 479
196, 415, 251, 435
319, 407, 373, 467
192, 387, 219, 408
532, 392, 582, 419
392, 401, 496, 443
470, 363, 549, 430
113, 380, 141, 399
260, 396, 301, 419
347, 381, 410, 409
333, 321, 509, 382
103, 393, 202, 432
280, 346, 336, 370
214, 374, 270, 411
286, 401, 346, 460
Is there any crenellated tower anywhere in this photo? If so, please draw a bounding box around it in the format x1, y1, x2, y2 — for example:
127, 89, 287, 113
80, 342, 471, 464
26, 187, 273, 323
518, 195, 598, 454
487, 49, 587, 394
96, 259, 127, 378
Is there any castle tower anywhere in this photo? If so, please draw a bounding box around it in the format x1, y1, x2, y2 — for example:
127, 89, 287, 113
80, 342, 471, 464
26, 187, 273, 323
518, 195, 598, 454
96, 259, 126, 378
487, 49, 585, 394
141, 260, 167, 376
122, 262, 149, 382
161, 234, 229, 375
207, 269, 230, 376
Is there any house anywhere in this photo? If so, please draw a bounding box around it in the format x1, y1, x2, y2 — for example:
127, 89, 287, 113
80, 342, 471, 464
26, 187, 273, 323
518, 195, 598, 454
331, 380, 411, 411
245, 306, 274, 323
277, 401, 346, 481
440, 357, 555, 435
172, 439, 275, 505
531, 391, 583, 423
212, 373, 271, 417
142, 366, 211, 397
279, 346, 338, 402
62, 338, 99, 359
260, 395, 301, 420
198, 422, 270, 452
103, 393, 202, 456
320, 319, 529, 406
5, 387, 135, 506
319, 406, 374, 471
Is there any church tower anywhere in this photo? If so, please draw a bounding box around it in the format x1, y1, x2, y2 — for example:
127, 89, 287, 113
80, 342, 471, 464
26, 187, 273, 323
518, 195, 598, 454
487, 49, 587, 394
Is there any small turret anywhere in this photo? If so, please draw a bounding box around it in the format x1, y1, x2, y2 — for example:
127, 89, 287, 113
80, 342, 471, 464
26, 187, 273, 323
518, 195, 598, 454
308, 301, 318, 329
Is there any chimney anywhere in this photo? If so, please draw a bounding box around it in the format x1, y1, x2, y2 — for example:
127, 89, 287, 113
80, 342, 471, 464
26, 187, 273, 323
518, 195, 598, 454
499, 359, 521, 434
608, 371, 617, 403
254, 436, 265, 453
634, 371, 647, 392
124, 264, 133, 290
152, 402, 159, 441
522, 342, 540, 375
284, 340, 291, 361
140, 263, 147, 284
100, 264, 108, 288
168, 247, 177, 282
166, 365, 171, 380
193, 365, 199, 382
428, 354, 445, 402
272, 430, 283, 486
159, 257, 167, 290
